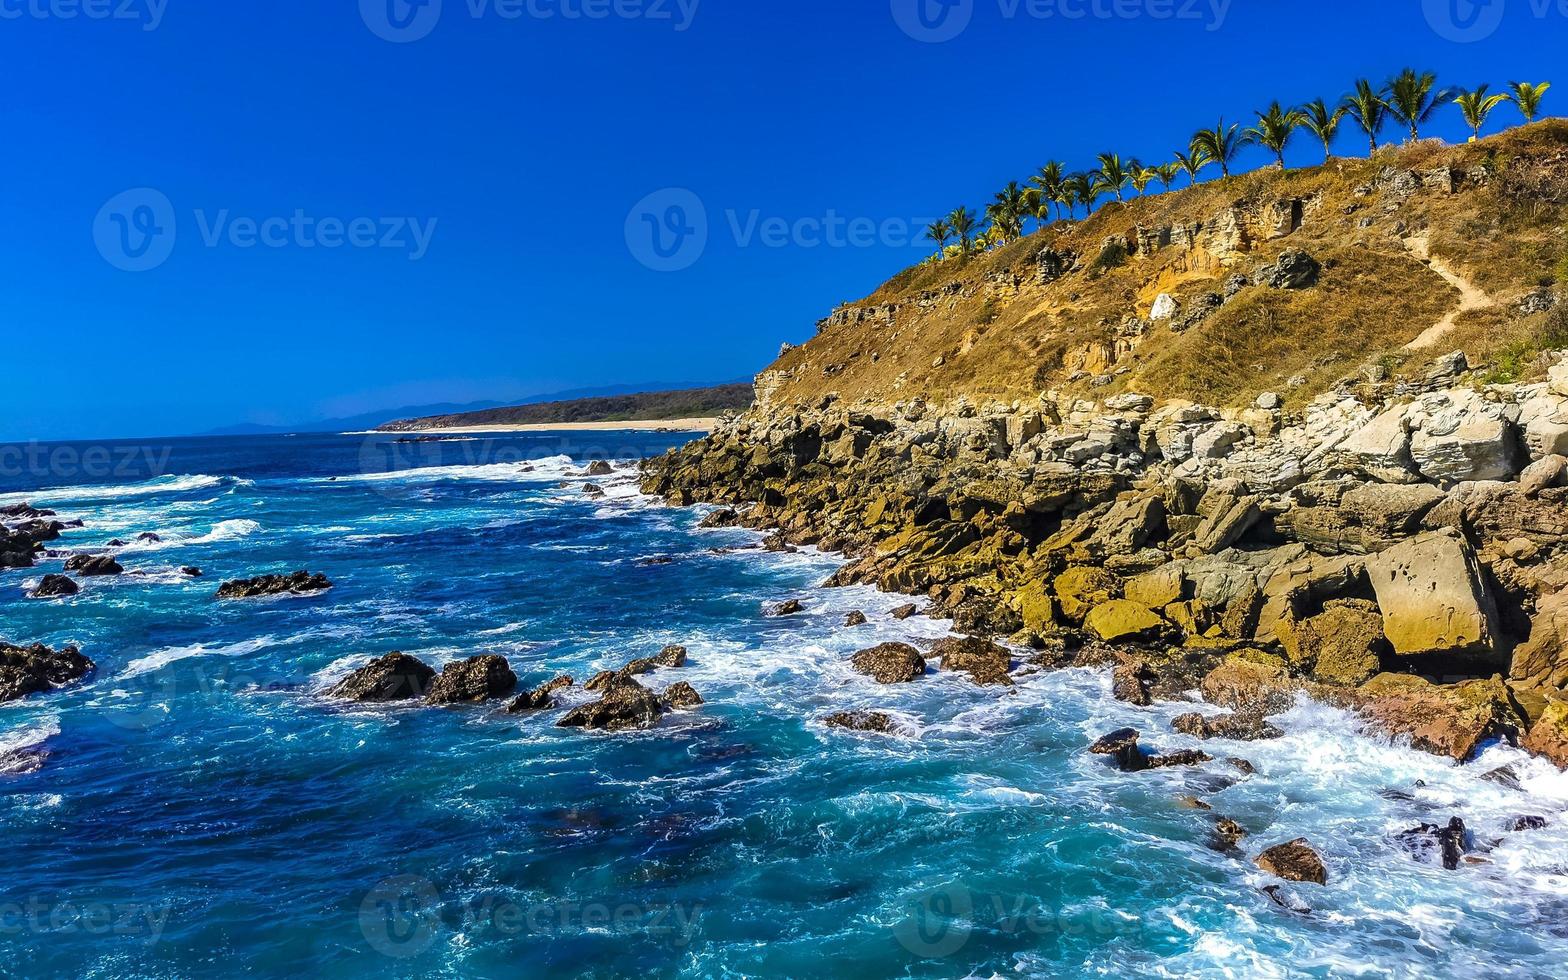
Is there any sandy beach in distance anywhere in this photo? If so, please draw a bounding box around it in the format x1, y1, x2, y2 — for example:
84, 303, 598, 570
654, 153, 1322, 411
355, 417, 720, 436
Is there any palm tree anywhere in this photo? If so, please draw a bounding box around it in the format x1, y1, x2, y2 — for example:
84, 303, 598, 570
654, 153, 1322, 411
1064, 173, 1096, 218
1454, 84, 1509, 141
924, 218, 951, 260
948, 207, 977, 256
1152, 162, 1181, 191
1244, 102, 1306, 168
1301, 98, 1348, 162
1093, 153, 1133, 202
1174, 148, 1211, 184
1385, 68, 1451, 142
1189, 120, 1243, 178
1343, 79, 1389, 155
1508, 81, 1551, 123
1129, 163, 1156, 196
1029, 161, 1067, 222
987, 181, 1029, 242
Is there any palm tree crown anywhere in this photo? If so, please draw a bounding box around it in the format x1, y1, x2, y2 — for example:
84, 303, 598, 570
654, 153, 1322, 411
1152, 162, 1181, 191
986, 181, 1029, 243
1029, 161, 1067, 222
924, 218, 951, 259
1092, 154, 1133, 202
1301, 98, 1348, 162
1343, 79, 1390, 155
1454, 84, 1509, 140
1190, 121, 1243, 178
1245, 102, 1307, 168
1509, 81, 1551, 123
947, 207, 977, 255
1386, 68, 1451, 142
1063, 173, 1096, 217
1174, 148, 1212, 184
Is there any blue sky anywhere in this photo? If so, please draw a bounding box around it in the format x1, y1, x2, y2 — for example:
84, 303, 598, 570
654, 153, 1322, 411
2, 0, 1562, 440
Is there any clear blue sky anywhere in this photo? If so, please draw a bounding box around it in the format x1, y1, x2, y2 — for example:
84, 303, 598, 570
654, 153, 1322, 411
3, 0, 1561, 440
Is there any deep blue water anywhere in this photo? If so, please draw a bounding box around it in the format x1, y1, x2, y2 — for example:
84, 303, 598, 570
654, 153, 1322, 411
3, 432, 1568, 979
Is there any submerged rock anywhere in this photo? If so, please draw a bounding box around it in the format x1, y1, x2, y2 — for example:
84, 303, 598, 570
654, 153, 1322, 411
1172, 711, 1283, 741
931, 636, 1013, 685
769, 599, 805, 617
63, 555, 123, 578
0, 642, 96, 704
216, 571, 332, 599
1255, 839, 1328, 885
1395, 817, 1468, 870
851, 643, 926, 684
585, 460, 614, 477
424, 655, 518, 705
330, 653, 437, 702
823, 711, 896, 734
661, 682, 704, 709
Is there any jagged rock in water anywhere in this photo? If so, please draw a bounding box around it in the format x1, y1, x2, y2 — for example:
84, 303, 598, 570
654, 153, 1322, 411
1352, 674, 1521, 762
1395, 817, 1468, 870
769, 599, 804, 617
699, 508, 740, 528
585, 460, 613, 477
330, 653, 437, 702
889, 603, 918, 621
1172, 711, 1283, 741
850, 643, 926, 684
661, 682, 703, 709
63, 555, 123, 578
1255, 839, 1328, 885
931, 636, 1013, 686
507, 675, 574, 713
1511, 816, 1549, 832
424, 655, 518, 705
180, 567, 204, 578
29, 575, 79, 599
823, 711, 895, 734
0, 642, 96, 704
1091, 728, 1148, 772
844, 610, 868, 627
557, 676, 665, 731
216, 571, 332, 599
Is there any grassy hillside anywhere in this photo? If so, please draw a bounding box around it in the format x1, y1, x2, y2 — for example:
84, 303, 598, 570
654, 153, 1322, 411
378, 384, 753, 431
760, 121, 1568, 413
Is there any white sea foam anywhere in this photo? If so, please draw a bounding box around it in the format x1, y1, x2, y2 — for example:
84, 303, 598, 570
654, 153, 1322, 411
121, 635, 282, 679
0, 715, 60, 756
0, 474, 234, 507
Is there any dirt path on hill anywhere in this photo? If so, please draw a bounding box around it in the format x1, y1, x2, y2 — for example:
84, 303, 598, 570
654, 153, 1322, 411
1402, 235, 1496, 351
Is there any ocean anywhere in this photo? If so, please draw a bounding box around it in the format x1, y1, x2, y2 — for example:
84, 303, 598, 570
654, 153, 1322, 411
2, 431, 1568, 978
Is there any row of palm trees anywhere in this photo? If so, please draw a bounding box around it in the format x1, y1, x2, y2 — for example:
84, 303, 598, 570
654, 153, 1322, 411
923, 69, 1552, 260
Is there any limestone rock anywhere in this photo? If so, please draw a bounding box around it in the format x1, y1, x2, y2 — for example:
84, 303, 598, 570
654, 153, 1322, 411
1365, 531, 1501, 662
1150, 293, 1180, 321
1510, 589, 1568, 690
1085, 600, 1168, 642
850, 643, 926, 684
1055, 566, 1121, 622
1520, 455, 1568, 497
1200, 652, 1296, 716
932, 636, 1013, 686
1278, 599, 1386, 686
1522, 698, 1568, 768
1407, 390, 1521, 483
330, 653, 437, 702
1354, 674, 1522, 761
1255, 839, 1327, 885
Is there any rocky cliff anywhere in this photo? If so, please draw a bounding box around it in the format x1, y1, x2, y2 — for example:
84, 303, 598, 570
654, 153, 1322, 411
642, 121, 1568, 770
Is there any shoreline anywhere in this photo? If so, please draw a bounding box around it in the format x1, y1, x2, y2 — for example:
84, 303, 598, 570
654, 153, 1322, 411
352, 417, 719, 436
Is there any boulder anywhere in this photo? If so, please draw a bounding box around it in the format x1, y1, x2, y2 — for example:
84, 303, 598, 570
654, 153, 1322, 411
850, 643, 926, 684
1253, 250, 1321, 289
844, 610, 868, 627
1190, 492, 1263, 555
1520, 393, 1568, 460
699, 507, 741, 528
823, 711, 895, 734
1407, 390, 1521, 483
1511, 590, 1568, 690
1353, 674, 1522, 761
769, 599, 804, 616
931, 636, 1013, 686
1550, 359, 1568, 398
1126, 565, 1185, 609
1055, 566, 1120, 622
1255, 839, 1327, 885
29, 575, 79, 599
557, 676, 665, 731
330, 653, 437, 702
507, 675, 574, 713
1090, 727, 1148, 772
424, 655, 518, 705
1278, 599, 1386, 686
1522, 698, 1568, 768
585, 460, 614, 477
661, 682, 704, 709
1085, 600, 1168, 642
1333, 405, 1419, 482
1172, 712, 1283, 741
215, 571, 332, 599
1200, 651, 1296, 716
63, 555, 123, 578
1150, 293, 1180, 321
1520, 455, 1568, 497
890, 603, 919, 620
1112, 660, 1151, 706
0, 642, 96, 704
1365, 532, 1501, 663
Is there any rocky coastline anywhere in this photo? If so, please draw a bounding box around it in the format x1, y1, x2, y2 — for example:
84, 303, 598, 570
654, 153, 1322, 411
640, 349, 1568, 776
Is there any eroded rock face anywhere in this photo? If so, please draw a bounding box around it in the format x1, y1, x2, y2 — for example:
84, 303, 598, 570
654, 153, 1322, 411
1522, 699, 1568, 767
1509, 589, 1568, 690
216, 571, 332, 599
851, 643, 926, 684
1352, 674, 1522, 761
425, 655, 518, 705
1255, 839, 1327, 885
1366, 532, 1501, 664
931, 636, 1013, 685
1278, 599, 1386, 686
330, 653, 436, 702
1199, 652, 1296, 716
0, 642, 96, 704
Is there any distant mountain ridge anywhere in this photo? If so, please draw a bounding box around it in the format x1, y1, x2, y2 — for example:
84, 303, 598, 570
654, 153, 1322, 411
204, 381, 749, 435
376, 384, 755, 432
